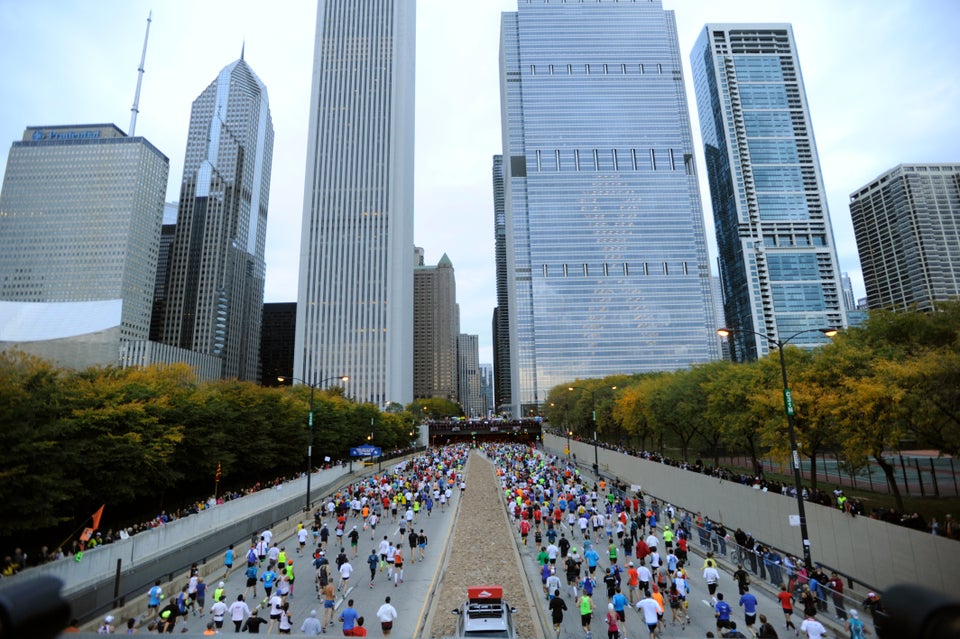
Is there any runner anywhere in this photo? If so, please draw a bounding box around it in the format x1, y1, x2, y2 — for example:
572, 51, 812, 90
375, 596, 398, 635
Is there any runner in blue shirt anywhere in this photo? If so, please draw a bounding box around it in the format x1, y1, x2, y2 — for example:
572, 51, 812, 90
715, 592, 733, 633
339, 599, 359, 634
583, 546, 601, 575
260, 569, 277, 601
738, 586, 759, 636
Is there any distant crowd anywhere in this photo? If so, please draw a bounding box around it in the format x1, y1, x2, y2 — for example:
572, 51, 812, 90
553, 429, 959, 541
1, 461, 354, 578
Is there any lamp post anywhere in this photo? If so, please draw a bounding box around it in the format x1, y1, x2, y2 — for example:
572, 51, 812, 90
566, 430, 573, 459
568, 386, 599, 476
278, 374, 349, 512
716, 326, 837, 571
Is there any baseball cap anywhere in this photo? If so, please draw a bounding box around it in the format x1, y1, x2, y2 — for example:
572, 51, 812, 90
105, 616, 114, 623
628, 562, 634, 566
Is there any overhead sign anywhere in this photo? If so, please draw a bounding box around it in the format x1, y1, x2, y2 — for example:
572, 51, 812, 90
350, 445, 382, 457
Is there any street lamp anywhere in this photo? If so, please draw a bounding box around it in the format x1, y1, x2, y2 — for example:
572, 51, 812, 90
568, 386, 599, 476
566, 430, 573, 459
278, 374, 349, 512
716, 326, 837, 571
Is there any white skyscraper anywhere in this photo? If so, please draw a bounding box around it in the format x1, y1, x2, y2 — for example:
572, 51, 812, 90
295, 0, 416, 404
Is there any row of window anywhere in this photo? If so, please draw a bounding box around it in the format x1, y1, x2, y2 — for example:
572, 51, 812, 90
527, 62, 668, 76
532, 148, 693, 173
539, 261, 693, 277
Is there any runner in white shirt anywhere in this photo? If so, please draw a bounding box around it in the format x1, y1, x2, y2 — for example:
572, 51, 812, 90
298, 527, 309, 555
210, 598, 228, 630
800, 614, 828, 639
337, 559, 353, 591
267, 593, 283, 633
635, 596, 663, 639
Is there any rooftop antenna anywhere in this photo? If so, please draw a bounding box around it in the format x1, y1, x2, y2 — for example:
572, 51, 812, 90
129, 10, 153, 136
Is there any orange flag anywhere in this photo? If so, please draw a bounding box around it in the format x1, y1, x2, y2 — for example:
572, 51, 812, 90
91, 504, 105, 531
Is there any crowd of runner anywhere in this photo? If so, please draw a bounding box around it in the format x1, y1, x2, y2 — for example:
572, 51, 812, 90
83, 445, 470, 635
486, 443, 883, 639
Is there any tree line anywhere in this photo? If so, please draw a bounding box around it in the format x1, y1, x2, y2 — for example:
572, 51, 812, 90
0, 358, 418, 540
544, 303, 960, 512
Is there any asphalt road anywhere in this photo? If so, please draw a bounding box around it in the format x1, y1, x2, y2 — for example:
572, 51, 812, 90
158, 466, 462, 637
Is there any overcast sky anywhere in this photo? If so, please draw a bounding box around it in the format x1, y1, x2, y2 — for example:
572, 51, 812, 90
1, 1, 958, 364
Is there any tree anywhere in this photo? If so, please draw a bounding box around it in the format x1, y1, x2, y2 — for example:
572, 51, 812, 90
703, 359, 772, 476
0, 352, 76, 534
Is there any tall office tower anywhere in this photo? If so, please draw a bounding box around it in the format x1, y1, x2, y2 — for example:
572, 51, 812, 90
692, 25, 847, 362
712, 275, 732, 361
150, 202, 178, 342
413, 252, 459, 401
500, 0, 719, 417
161, 56, 274, 381
295, 0, 416, 405
850, 163, 960, 312
457, 333, 482, 418
0, 124, 168, 369
491, 154, 512, 414
479, 363, 494, 418
260, 302, 297, 387
840, 273, 856, 314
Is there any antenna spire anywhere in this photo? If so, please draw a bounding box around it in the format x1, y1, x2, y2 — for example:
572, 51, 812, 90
241, 39, 245, 61
129, 10, 153, 136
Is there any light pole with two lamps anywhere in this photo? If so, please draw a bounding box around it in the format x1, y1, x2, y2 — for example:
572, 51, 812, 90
716, 326, 837, 571
278, 374, 349, 512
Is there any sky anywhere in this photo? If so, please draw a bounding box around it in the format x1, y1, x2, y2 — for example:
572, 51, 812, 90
1, 1, 958, 365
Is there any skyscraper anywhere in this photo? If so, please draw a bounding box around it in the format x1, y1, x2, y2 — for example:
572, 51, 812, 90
0, 124, 168, 369
457, 333, 482, 418
500, 0, 719, 417
692, 25, 847, 361
295, 0, 416, 405
160, 56, 274, 381
413, 251, 459, 402
850, 163, 960, 311
491, 154, 512, 413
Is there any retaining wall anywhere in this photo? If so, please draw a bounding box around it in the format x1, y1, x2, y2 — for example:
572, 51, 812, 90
549, 433, 959, 596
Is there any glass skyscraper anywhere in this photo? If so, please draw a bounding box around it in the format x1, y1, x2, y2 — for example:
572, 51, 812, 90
161, 56, 274, 382
295, 0, 415, 405
500, 0, 719, 417
492, 154, 512, 413
691, 25, 847, 361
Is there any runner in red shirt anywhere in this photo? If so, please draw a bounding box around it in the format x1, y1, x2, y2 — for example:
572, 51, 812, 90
777, 584, 798, 632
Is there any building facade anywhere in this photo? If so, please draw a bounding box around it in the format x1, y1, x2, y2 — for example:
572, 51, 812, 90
491, 154, 512, 413
500, 0, 719, 416
849, 163, 960, 311
0, 124, 168, 369
413, 251, 459, 402
160, 56, 274, 381
260, 302, 297, 387
479, 363, 494, 418
457, 333, 482, 418
295, 0, 416, 404
692, 25, 847, 361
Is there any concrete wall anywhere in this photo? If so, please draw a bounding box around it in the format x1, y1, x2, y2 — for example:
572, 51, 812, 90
549, 434, 959, 596
6, 466, 348, 618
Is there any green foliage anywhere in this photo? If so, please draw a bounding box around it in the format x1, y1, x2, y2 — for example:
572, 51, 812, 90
552, 304, 960, 489
0, 355, 417, 540
406, 397, 463, 420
